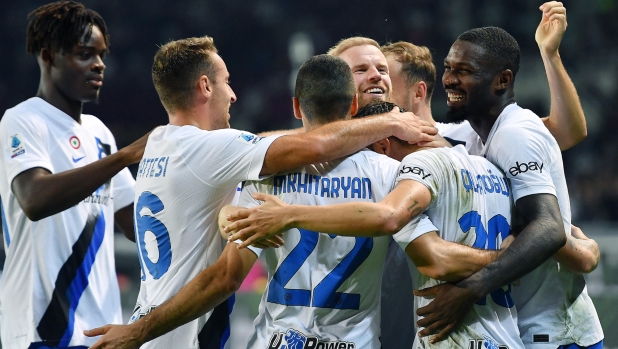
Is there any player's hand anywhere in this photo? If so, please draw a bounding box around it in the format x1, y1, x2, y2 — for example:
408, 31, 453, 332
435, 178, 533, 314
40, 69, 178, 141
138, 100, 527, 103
570, 224, 589, 240
389, 107, 437, 146
84, 324, 143, 349
249, 233, 285, 249
419, 134, 453, 149
414, 283, 477, 343
535, 1, 567, 56
119, 127, 158, 165
225, 193, 290, 249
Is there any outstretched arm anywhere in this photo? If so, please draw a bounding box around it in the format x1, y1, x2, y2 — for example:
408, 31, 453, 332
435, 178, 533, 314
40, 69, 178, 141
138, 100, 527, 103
260, 110, 437, 176
226, 179, 432, 247
84, 243, 257, 349
553, 224, 600, 274
12, 131, 149, 221
536, 2, 587, 150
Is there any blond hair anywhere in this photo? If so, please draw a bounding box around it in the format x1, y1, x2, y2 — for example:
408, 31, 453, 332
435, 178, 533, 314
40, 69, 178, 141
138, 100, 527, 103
152, 36, 218, 113
327, 36, 380, 56
381, 41, 436, 102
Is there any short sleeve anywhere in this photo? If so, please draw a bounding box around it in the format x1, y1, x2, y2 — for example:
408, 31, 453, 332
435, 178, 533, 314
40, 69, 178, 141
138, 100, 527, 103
112, 168, 136, 212
395, 150, 446, 204
393, 214, 438, 250
178, 129, 280, 188
489, 125, 556, 202
0, 113, 53, 184
236, 180, 265, 257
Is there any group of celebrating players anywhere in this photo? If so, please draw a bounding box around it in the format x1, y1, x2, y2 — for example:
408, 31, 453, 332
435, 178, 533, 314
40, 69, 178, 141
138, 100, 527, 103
0, 1, 604, 349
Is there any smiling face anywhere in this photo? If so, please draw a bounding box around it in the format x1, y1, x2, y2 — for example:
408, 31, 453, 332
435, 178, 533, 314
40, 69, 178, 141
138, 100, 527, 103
442, 39, 497, 124
206, 53, 237, 130
337, 44, 392, 108
49, 24, 107, 103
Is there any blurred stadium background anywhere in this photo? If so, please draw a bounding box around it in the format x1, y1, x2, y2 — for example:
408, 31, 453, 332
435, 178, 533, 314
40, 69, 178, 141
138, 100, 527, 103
0, 0, 617, 347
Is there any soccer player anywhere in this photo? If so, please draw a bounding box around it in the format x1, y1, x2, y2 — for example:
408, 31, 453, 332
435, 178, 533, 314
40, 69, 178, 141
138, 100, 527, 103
83, 38, 436, 348
329, 22, 596, 348
410, 26, 603, 349
0, 1, 148, 348
225, 100, 525, 348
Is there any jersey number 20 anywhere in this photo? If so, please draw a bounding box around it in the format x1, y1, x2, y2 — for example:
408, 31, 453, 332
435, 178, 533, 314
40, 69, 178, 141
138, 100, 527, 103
459, 211, 514, 308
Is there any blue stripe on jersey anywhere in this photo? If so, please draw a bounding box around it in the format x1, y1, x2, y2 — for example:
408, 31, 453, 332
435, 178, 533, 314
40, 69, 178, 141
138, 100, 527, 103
36, 210, 106, 347
28, 343, 88, 349
1, 201, 10, 247
197, 294, 235, 349
558, 341, 604, 349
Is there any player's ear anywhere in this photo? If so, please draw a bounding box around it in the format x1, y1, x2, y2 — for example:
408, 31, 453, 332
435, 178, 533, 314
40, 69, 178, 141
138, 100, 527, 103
413, 81, 427, 102
198, 75, 212, 98
370, 138, 390, 155
39, 48, 54, 68
349, 94, 359, 117
496, 69, 513, 91
293, 97, 302, 120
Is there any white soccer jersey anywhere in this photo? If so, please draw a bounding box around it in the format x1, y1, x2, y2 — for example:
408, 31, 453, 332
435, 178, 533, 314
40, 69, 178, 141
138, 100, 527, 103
393, 145, 523, 349
0, 97, 135, 349
436, 120, 483, 155
239, 149, 399, 349
481, 103, 603, 348
131, 125, 279, 349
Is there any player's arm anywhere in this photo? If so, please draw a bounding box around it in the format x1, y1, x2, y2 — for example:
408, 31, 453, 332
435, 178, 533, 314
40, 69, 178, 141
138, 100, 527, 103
114, 204, 135, 242
84, 242, 257, 349
414, 193, 566, 342
225, 179, 432, 248
552, 224, 599, 274
403, 232, 503, 283
11, 132, 149, 221
259, 105, 437, 176
536, 2, 587, 150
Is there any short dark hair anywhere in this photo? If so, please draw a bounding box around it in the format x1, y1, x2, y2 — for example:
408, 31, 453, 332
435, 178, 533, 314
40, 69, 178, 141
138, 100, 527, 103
354, 101, 404, 119
381, 42, 436, 102
457, 27, 520, 78
354, 101, 407, 145
152, 36, 219, 113
26, 1, 109, 55
295, 54, 355, 124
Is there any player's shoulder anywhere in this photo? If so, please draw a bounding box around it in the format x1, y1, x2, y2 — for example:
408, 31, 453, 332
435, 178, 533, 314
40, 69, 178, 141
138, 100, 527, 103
1, 98, 46, 124
495, 104, 546, 135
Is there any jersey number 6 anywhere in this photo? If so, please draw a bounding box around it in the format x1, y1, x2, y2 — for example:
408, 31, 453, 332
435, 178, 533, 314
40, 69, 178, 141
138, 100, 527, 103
135, 191, 172, 280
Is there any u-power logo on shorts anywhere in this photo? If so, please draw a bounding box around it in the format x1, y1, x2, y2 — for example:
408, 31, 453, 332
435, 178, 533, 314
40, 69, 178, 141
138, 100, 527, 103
508, 161, 543, 176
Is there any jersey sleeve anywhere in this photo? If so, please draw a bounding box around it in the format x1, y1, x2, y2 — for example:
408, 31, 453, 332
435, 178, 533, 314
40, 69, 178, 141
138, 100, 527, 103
392, 214, 439, 250
392, 150, 444, 249
179, 129, 280, 188
490, 125, 555, 202
112, 168, 136, 212
0, 112, 53, 184
236, 180, 265, 258
395, 150, 444, 204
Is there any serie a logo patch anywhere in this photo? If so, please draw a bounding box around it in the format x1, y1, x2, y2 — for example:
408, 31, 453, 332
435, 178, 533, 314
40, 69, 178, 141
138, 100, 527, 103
8, 133, 25, 158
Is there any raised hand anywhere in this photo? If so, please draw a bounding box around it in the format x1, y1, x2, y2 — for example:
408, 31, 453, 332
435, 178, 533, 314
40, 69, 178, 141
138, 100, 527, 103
536, 1, 567, 56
